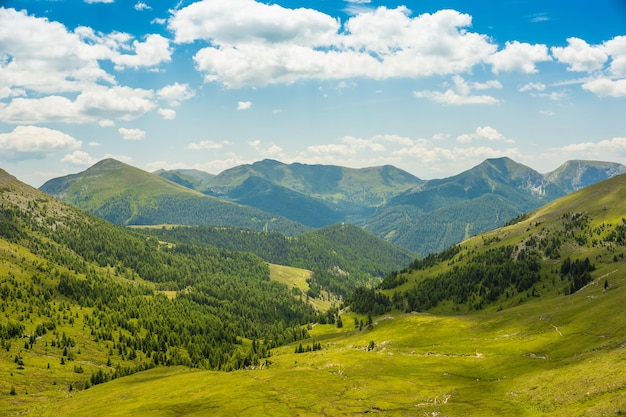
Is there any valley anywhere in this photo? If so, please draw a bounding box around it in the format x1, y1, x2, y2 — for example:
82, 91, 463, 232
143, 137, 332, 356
2, 159, 626, 416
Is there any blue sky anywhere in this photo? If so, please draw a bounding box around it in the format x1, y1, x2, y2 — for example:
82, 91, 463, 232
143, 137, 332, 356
1, 0, 626, 187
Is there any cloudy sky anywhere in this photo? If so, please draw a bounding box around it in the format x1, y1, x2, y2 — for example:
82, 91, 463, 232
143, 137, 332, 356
1, 0, 626, 186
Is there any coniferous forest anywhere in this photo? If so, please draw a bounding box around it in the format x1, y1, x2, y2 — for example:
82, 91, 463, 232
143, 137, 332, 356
0, 178, 315, 390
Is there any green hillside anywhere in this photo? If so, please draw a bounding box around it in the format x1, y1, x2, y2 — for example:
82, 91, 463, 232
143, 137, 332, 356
201, 159, 422, 211
39, 159, 306, 235
0, 169, 316, 415
136, 223, 415, 299
3, 169, 626, 415
30, 280, 626, 416
362, 157, 565, 254
152, 168, 215, 191
352, 171, 626, 316
222, 176, 344, 228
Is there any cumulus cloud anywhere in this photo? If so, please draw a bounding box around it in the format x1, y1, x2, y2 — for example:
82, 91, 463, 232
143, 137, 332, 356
0, 126, 81, 161
112, 34, 172, 70
551, 37, 608, 73
603, 36, 626, 77
561, 137, 626, 160
158, 108, 176, 120
307, 135, 386, 156
414, 75, 500, 105
118, 127, 146, 140
487, 41, 551, 74
247, 140, 285, 158
582, 78, 626, 97
61, 150, 98, 165
168, 3, 497, 87
519, 82, 546, 92
457, 126, 512, 143
237, 101, 253, 110
186, 140, 227, 150
0, 8, 169, 124
99, 119, 115, 127
157, 83, 195, 106
0, 86, 155, 124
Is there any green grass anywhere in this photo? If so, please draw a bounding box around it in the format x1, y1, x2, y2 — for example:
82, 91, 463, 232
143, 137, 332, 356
19, 266, 626, 417
268, 263, 335, 311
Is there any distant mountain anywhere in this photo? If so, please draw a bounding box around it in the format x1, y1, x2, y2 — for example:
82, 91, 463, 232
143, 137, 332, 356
198, 159, 421, 210
546, 160, 626, 193
43, 158, 626, 255
362, 157, 565, 254
358, 167, 626, 315
223, 176, 344, 228
153, 168, 215, 191
40, 158, 306, 234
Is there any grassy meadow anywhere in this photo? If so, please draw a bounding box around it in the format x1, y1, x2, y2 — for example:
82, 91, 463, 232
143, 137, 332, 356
22, 262, 626, 417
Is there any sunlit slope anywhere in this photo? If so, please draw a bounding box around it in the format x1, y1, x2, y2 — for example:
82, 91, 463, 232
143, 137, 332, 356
37, 265, 626, 416
378, 172, 626, 314
0, 168, 316, 415
40, 158, 306, 234
203, 159, 422, 209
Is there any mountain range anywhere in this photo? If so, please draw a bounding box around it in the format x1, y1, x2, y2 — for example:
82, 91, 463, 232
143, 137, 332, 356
3, 158, 626, 415
40, 157, 626, 255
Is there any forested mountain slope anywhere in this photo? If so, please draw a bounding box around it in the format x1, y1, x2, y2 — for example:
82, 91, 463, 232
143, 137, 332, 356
362, 157, 565, 254
39, 159, 306, 235
137, 223, 415, 299
44, 158, 626, 255
164, 159, 423, 215
0, 168, 316, 414
349, 171, 626, 316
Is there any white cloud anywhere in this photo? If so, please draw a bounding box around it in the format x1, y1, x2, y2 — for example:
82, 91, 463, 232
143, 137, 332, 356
169, 3, 496, 87
186, 140, 226, 150
112, 34, 172, 70
99, 119, 116, 127
169, 0, 340, 45
237, 101, 253, 110
519, 82, 546, 92
0, 126, 81, 161
561, 137, 626, 160
582, 78, 626, 97
246, 140, 285, 158
158, 108, 177, 120
372, 134, 413, 147
0, 8, 169, 124
306, 135, 388, 156
457, 126, 511, 143
487, 41, 551, 74
118, 127, 146, 140
61, 150, 98, 165
134, 2, 151, 11
102, 153, 133, 164
0, 86, 155, 124
0, 8, 115, 94
414, 89, 498, 105
551, 37, 607, 73
157, 83, 195, 106
604, 36, 626, 77
414, 75, 500, 105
